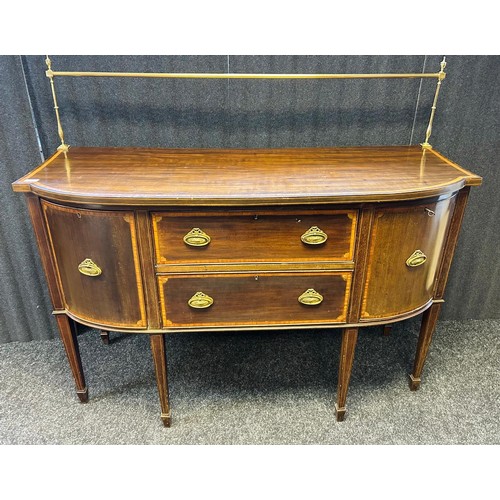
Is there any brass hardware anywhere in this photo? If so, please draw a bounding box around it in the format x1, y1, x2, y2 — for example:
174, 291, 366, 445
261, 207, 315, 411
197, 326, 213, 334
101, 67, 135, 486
78, 258, 102, 276
301, 226, 328, 245
425, 208, 435, 216
188, 292, 214, 309
183, 228, 211, 247
46, 70, 444, 79
298, 289, 324, 306
421, 57, 447, 150
45, 56, 448, 157
406, 250, 427, 268
45, 56, 69, 153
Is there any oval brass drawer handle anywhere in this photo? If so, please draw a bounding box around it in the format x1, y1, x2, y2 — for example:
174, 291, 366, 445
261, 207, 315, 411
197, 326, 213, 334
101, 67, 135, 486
298, 288, 324, 306
301, 226, 328, 245
406, 250, 427, 267
78, 258, 102, 277
183, 228, 211, 247
188, 292, 214, 309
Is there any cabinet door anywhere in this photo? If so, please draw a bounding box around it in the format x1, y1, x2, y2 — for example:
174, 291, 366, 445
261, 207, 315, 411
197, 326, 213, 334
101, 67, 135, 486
360, 196, 456, 320
42, 201, 146, 328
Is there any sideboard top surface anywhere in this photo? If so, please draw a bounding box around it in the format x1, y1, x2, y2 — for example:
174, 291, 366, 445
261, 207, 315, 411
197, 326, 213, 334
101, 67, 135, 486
13, 145, 481, 206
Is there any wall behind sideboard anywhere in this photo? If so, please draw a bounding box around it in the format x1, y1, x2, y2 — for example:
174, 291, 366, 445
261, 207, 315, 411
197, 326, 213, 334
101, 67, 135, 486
1, 55, 499, 343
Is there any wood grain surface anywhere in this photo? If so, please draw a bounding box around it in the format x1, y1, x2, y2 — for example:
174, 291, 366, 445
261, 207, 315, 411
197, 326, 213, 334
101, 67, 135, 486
158, 272, 351, 327
42, 201, 147, 328
360, 196, 456, 320
152, 210, 356, 265
12, 146, 481, 205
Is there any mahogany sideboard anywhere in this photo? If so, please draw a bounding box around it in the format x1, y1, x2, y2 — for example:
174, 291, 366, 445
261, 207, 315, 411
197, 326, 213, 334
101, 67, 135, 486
12, 145, 481, 426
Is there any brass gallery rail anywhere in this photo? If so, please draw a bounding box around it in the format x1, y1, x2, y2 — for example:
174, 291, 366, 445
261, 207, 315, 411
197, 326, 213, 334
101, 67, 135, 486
44, 56, 447, 153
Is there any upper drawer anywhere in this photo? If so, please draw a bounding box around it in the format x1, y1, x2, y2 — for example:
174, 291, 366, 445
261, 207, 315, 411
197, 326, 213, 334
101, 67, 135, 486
152, 210, 357, 266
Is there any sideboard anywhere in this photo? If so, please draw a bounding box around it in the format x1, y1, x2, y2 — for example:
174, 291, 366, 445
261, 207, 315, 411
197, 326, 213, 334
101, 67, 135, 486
12, 145, 481, 425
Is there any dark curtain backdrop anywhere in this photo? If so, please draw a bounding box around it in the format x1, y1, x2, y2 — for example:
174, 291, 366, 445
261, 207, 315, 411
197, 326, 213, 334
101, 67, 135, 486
1, 55, 499, 343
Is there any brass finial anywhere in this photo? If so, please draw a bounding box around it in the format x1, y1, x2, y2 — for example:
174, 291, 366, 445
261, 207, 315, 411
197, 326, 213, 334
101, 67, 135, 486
438, 56, 447, 81
45, 55, 54, 78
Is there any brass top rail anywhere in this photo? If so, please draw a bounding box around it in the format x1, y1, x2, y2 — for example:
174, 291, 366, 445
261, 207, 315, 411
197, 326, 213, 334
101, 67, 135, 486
47, 70, 441, 79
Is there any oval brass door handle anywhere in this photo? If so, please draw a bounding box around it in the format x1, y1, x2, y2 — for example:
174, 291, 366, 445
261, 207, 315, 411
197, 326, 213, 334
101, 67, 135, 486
188, 292, 214, 309
298, 288, 324, 306
78, 258, 102, 277
406, 250, 427, 267
183, 228, 211, 247
301, 226, 328, 245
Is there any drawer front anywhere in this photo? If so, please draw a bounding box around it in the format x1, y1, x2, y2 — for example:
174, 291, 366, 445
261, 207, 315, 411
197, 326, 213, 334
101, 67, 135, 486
360, 196, 456, 320
159, 272, 351, 327
42, 201, 147, 328
152, 210, 357, 266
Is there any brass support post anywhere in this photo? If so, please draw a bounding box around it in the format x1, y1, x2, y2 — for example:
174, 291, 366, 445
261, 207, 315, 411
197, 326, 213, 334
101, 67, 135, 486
421, 57, 447, 150
45, 56, 69, 152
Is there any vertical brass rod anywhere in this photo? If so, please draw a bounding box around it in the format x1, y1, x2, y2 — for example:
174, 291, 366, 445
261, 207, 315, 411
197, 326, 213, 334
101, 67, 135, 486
421, 57, 447, 150
45, 56, 69, 152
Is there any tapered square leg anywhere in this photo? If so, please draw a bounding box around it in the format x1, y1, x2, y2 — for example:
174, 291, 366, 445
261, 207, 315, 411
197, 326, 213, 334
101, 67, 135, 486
335, 327, 358, 421
382, 325, 392, 336
150, 334, 171, 427
56, 315, 88, 402
100, 330, 110, 345
410, 303, 442, 391
335, 404, 346, 421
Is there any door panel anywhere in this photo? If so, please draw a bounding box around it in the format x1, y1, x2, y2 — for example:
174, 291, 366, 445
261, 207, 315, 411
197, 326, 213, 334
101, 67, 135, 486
360, 196, 456, 320
42, 201, 146, 328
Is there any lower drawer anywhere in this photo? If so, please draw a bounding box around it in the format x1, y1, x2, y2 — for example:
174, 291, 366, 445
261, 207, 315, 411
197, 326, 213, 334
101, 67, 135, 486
158, 272, 351, 328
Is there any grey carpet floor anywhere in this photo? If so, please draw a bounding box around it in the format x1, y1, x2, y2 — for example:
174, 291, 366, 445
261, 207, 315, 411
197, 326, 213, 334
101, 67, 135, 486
1, 318, 499, 445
